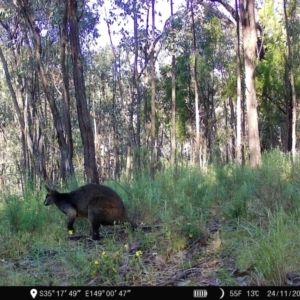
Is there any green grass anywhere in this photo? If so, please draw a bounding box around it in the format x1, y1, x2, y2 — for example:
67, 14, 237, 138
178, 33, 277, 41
1, 149, 300, 285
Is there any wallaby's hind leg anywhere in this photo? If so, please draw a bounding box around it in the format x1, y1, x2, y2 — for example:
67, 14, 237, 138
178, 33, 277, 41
88, 223, 101, 240
88, 208, 101, 240
89, 219, 101, 240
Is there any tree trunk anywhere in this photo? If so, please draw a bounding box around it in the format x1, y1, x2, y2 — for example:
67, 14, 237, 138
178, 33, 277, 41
150, 0, 157, 179
229, 98, 236, 161
133, 0, 141, 169
235, 0, 242, 165
191, 0, 201, 165
67, 0, 99, 184
170, 0, 176, 165
239, 0, 261, 168
283, 0, 297, 160
60, 1, 75, 177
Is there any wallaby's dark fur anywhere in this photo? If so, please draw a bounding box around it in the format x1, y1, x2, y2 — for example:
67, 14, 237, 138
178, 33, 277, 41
44, 183, 137, 240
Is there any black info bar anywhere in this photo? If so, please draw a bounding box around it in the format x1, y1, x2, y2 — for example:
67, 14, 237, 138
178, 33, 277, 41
1, 286, 299, 299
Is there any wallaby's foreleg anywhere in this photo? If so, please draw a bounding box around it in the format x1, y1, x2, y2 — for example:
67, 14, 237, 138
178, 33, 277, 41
66, 209, 77, 232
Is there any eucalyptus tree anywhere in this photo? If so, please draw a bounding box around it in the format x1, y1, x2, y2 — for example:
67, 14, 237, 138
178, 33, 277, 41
198, 0, 263, 167
159, 0, 181, 165
0, 0, 50, 185
190, 0, 202, 165
170, 0, 177, 165
239, 0, 261, 167
104, 0, 146, 177
0, 0, 105, 184
0, 41, 40, 188
105, 20, 132, 178
283, 0, 298, 160
66, 0, 99, 184
86, 46, 123, 179
256, 1, 286, 151
104, 0, 165, 177
159, 2, 236, 165
255, 0, 300, 153
0, 43, 36, 181
1, 0, 76, 183
150, 0, 156, 178
105, 0, 150, 176
235, 0, 242, 164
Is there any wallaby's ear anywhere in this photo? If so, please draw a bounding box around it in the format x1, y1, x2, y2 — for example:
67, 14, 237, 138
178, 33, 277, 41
45, 185, 51, 192
45, 185, 57, 193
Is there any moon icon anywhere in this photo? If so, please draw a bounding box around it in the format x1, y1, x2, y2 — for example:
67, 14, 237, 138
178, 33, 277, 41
219, 288, 225, 299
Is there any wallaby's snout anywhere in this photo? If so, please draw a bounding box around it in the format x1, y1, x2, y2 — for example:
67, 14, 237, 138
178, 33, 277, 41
44, 199, 50, 206
44, 186, 55, 206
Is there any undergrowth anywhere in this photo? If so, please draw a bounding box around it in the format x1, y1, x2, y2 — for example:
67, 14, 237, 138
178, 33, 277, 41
0, 149, 300, 286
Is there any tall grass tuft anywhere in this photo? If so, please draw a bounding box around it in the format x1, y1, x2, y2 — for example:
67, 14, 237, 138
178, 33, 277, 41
236, 209, 300, 285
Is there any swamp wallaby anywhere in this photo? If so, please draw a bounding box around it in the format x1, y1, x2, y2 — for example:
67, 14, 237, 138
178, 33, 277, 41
44, 183, 137, 240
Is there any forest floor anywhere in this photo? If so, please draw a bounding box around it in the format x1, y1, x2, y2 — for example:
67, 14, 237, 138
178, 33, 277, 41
3, 217, 300, 287
2, 221, 241, 286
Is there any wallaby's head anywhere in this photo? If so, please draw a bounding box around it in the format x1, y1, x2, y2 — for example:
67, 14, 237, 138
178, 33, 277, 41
44, 186, 59, 206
